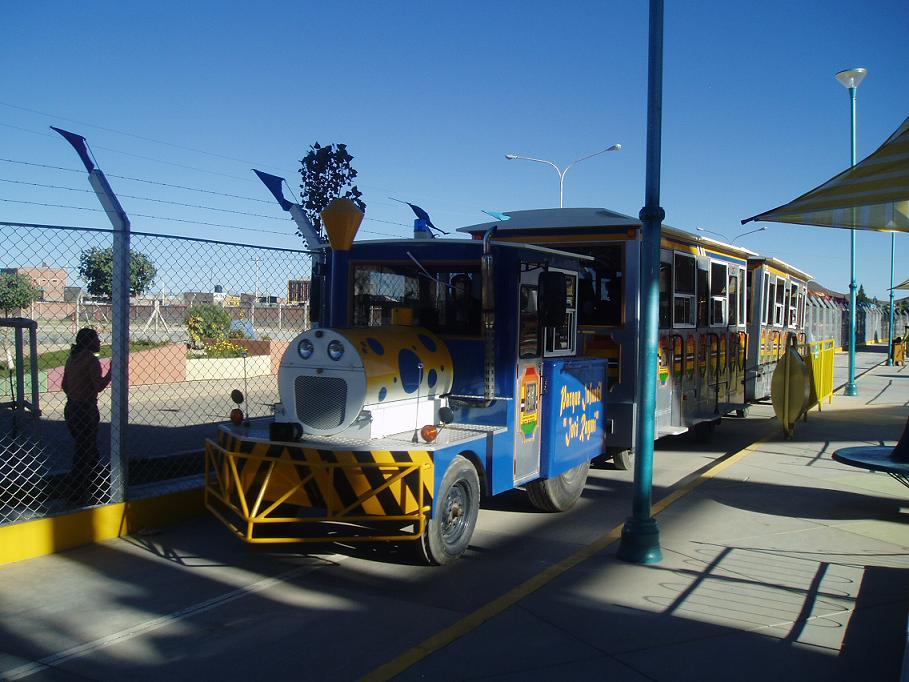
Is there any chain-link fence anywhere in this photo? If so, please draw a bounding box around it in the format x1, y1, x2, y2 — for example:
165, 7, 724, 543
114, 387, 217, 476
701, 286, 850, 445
1, 222, 312, 526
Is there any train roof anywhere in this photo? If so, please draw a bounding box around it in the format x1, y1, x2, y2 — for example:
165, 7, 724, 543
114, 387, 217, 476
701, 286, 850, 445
456, 208, 757, 260
457, 208, 642, 233
748, 255, 813, 282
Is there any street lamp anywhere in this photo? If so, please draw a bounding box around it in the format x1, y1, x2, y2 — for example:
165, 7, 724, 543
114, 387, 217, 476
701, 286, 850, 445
696, 226, 726, 239
731, 226, 767, 244
505, 144, 622, 208
835, 67, 867, 396
695, 225, 767, 244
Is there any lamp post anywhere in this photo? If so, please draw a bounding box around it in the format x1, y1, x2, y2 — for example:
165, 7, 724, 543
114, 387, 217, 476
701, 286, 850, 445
888, 231, 896, 366
617, 0, 663, 566
835, 67, 867, 396
505, 144, 622, 208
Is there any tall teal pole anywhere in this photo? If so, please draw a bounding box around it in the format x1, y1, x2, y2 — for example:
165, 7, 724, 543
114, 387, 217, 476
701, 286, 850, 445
618, 0, 663, 565
836, 68, 867, 394
845, 83, 859, 396
888, 233, 895, 366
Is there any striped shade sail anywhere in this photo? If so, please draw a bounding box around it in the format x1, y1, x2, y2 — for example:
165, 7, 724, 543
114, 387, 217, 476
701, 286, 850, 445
743, 116, 909, 231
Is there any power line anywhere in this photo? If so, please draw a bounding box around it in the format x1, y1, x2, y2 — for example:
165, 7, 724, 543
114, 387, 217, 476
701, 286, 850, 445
0, 196, 407, 238
0, 221, 314, 254
0, 177, 289, 221
0, 157, 274, 203
3, 117, 485, 224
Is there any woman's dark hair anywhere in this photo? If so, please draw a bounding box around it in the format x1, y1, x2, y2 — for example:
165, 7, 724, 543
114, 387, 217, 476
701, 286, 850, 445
71, 327, 99, 354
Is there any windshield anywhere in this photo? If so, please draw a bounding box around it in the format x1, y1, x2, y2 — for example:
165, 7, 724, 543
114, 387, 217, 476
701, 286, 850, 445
352, 262, 481, 336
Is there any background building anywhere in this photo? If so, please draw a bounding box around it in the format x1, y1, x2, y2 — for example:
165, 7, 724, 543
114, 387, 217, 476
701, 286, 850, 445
288, 279, 311, 305
2, 265, 68, 301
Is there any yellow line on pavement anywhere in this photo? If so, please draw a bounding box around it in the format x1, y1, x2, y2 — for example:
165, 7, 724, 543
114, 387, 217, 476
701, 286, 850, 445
361, 433, 773, 681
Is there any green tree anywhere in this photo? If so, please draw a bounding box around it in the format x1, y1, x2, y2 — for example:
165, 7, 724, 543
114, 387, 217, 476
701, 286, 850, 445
856, 284, 870, 305
185, 304, 231, 348
299, 142, 365, 239
78, 247, 157, 299
0, 272, 41, 316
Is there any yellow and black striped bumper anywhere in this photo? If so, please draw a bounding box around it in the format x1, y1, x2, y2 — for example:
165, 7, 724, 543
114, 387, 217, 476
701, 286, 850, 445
204, 428, 434, 544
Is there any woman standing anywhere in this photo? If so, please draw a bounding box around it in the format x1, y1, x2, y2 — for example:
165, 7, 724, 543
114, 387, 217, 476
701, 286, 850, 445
62, 328, 111, 504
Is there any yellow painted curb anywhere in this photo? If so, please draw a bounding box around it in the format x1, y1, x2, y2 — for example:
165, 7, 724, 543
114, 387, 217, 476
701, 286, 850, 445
0, 488, 204, 566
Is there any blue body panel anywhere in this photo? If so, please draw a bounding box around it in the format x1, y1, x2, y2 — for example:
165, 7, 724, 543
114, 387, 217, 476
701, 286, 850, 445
540, 358, 608, 477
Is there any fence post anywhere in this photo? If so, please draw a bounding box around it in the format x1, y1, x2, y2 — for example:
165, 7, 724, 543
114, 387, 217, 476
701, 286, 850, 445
53, 127, 130, 503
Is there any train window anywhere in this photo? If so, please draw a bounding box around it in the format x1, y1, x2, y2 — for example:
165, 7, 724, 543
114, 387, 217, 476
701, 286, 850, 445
738, 267, 747, 325
711, 262, 728, 326
761, 273, 770, 325
789, 283, 800, 328
578, 244, 624, 327
728, 269, 738, 326
774, 278, 785, 326
673, 253, 696, 327
697, 264, 709, 327
659, 261, 672, 328
766, 276, 776, 326
519, 282, 540, 358
542, 270, 577, 357
351, 263, 481, 335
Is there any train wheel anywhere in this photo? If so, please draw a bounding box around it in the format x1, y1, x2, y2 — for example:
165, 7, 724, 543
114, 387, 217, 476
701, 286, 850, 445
420, 456, 479, 565
526, 460, 590, 512
611, 449, 634, 471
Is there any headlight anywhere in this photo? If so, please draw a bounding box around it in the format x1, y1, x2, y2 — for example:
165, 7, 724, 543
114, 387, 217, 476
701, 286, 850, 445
327, 339, 345, 361
298, 339, 314, 359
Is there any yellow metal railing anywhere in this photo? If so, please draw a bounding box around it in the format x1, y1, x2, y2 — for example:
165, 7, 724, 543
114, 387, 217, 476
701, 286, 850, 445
204, 439, 431, 544
801, 339, 835, 411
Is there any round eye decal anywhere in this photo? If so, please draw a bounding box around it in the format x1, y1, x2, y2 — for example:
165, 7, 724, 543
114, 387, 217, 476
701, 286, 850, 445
327, 339, 345, 361
298, 338, 314, 359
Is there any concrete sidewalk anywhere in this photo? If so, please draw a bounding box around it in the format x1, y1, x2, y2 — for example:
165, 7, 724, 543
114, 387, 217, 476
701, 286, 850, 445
0, 349, 905, 682
393, 354, 909, 681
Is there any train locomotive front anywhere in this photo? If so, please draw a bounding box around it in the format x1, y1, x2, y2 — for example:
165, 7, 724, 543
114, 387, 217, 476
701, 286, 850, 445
270, 326, 453, 442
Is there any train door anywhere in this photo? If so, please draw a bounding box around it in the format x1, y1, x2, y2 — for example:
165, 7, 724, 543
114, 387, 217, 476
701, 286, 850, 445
515, 267, 544, 484
513, 265, 577, 484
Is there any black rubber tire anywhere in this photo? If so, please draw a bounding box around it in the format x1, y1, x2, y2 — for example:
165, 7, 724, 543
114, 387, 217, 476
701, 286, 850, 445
612, 449, 634, 471
526, 460, 590, 512
420, 455, 480, 565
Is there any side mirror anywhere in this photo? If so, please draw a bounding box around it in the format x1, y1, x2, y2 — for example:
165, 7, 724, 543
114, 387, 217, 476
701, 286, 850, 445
230, 389, 244, 405
438, 406, 455, 424
539, 271, 567, 327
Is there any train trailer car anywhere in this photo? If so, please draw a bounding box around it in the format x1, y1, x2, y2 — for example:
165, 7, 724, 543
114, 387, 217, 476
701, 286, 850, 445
459, 209, 753, 462
744, 256, 812, 402
205, 200, 611, 564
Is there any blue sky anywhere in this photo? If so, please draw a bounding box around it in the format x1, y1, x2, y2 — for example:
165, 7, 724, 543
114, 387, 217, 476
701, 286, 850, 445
2, 1, 908, 299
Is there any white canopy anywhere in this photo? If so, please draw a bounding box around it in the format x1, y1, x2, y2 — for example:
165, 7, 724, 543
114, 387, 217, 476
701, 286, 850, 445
743, 116, 909, 231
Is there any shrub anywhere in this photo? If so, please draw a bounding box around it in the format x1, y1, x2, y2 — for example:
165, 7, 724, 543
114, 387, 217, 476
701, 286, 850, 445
204, 339, 247, 358
185, 304, 231, 348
